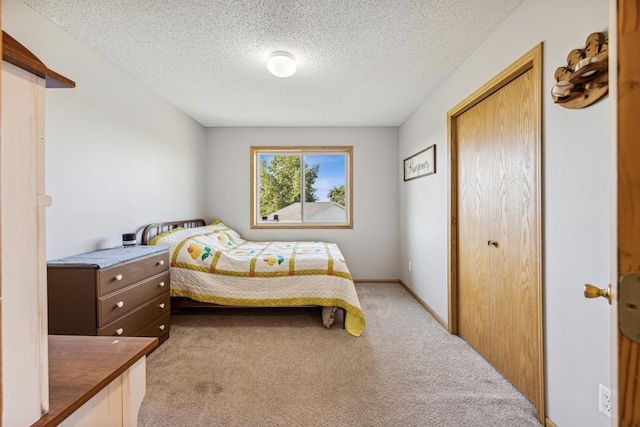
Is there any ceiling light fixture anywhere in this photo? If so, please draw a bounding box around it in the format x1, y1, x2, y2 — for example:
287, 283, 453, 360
267, 51, 297, 78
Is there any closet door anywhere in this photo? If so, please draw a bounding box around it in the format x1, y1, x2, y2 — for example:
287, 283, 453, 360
457, 100, 492, 357
456, 68, 542, 410
489, 70, 540, 401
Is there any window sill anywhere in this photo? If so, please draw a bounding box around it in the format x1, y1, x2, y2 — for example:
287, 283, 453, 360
251, 222, 353, 230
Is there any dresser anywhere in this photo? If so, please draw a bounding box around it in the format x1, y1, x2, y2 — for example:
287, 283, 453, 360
47, 246, 171, 344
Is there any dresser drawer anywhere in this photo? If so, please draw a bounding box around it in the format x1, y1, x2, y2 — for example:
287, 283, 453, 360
97, 252, 169, 296
136, 312, 170, 339
98, 272, 170, 326
98, 293, 170, 337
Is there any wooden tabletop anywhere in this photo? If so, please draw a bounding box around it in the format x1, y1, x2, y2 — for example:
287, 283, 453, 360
32, 335, 157, 427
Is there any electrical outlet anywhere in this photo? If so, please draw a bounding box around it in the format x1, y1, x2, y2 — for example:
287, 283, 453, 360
408, 261, 412, 272
599, 384, 611, 418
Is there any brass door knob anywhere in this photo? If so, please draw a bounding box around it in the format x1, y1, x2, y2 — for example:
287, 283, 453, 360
584, 284, 612, 304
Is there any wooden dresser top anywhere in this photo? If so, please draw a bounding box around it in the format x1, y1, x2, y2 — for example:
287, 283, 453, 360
32, 335, 157, 427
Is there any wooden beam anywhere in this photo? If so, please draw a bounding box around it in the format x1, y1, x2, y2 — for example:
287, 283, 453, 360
2, 31, 74, 89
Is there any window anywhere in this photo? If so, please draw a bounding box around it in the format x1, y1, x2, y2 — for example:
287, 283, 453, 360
250, 146, 353, 229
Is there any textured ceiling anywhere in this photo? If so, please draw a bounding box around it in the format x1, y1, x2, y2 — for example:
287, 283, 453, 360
21, 0, 524, 127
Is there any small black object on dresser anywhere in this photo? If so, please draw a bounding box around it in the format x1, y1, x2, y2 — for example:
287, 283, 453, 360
47, 246, 171, 345
122, 233, 137, 246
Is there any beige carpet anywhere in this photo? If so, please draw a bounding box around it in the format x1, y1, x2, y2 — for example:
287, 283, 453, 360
138, 283, 539, 426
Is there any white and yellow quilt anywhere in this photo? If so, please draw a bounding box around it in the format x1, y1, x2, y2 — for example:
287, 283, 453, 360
150, 221, 365, 337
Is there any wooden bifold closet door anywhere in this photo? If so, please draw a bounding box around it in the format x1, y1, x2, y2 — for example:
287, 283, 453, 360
453, 49, 543, 422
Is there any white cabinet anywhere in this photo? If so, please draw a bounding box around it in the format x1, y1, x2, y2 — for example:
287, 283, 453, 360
2, 51, 50, 427
59, 357, 147, 427
2, 32, 68, 425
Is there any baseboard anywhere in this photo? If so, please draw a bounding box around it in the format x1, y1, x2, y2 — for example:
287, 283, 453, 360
353, 279, 400, 283
545, 417, 558, 427
398, 280, 449, 330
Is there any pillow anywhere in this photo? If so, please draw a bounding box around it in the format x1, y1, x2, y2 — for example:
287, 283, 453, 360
208, 220, 243, 241
148, 227, 184, 245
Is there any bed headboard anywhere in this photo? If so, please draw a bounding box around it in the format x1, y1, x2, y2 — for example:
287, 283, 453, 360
141, 219, 206, 245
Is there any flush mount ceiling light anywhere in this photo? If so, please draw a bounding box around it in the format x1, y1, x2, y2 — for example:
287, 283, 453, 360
267, 51, 297, 78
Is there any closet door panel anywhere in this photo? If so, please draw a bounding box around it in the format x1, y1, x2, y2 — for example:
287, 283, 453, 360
457, 101, 492, 356
490, 70, 541, 403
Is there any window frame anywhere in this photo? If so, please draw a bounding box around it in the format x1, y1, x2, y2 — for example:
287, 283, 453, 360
250, 146, 353, 229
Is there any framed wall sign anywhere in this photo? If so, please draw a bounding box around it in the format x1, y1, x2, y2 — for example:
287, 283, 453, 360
403, 144, 436, 181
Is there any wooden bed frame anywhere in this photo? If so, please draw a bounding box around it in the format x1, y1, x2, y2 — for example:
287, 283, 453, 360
140, 219, 346, 327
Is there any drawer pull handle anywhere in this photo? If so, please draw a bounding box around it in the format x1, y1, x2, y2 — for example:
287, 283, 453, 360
159, 303, 166, 309
159, 324, 166, 331
115, 274, 123, 281
115, 328, 124, 336
159, 281, 165, 287
158, 260, 165, 266
116, 301, 124, 308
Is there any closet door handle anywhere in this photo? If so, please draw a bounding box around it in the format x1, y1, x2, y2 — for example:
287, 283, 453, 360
487, 240, 498, 248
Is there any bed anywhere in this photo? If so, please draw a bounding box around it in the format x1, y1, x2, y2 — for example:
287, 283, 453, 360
141, 219, 365, 337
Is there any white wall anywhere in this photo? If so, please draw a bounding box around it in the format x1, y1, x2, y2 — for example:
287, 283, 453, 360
4, 0, 207, 260
399, 0, 610, 426
206, 127, 399, 280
